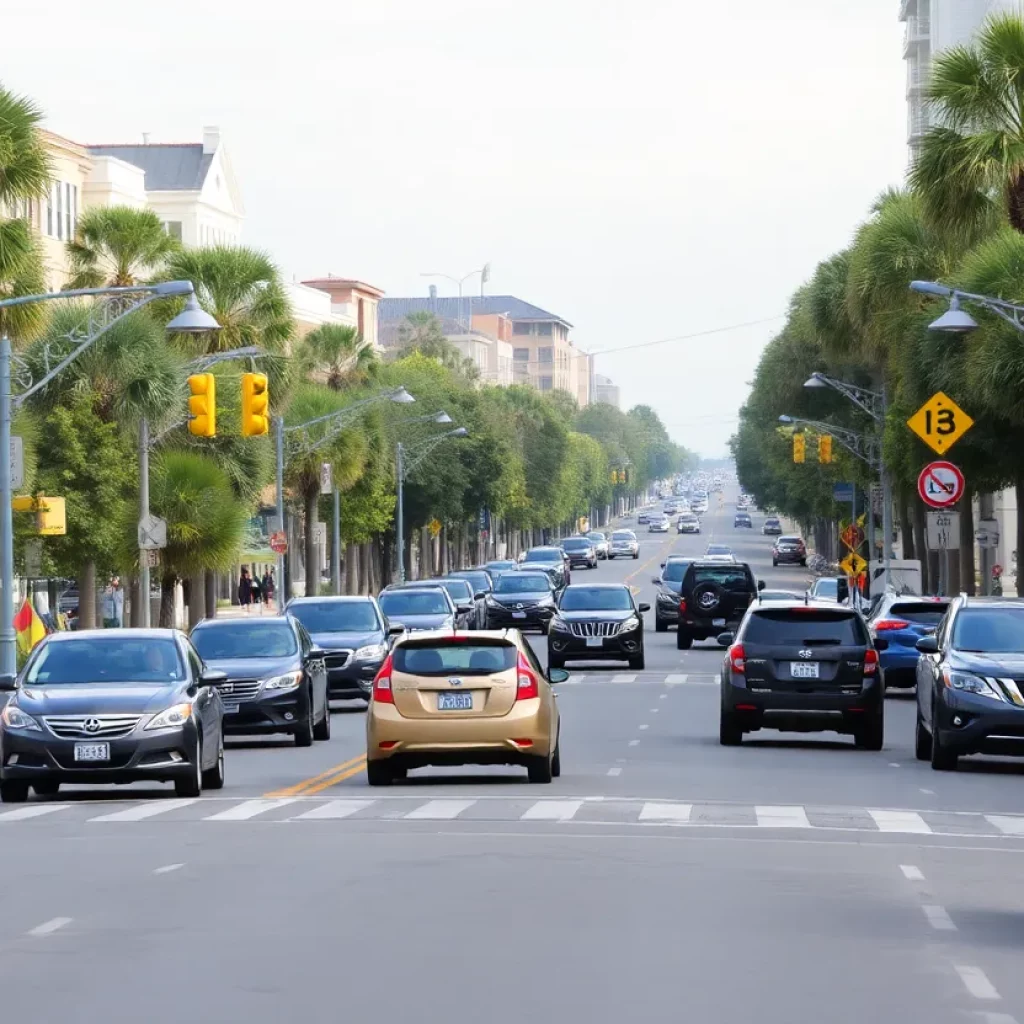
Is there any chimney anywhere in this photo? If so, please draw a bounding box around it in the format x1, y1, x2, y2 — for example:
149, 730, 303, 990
202, 125, 220, 155
429, 284, 438, 300
142, 132, 151, 145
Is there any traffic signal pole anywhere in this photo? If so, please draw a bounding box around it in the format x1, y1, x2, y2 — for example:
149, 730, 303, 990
275, 414, 286, 605
139, 417, 151, 627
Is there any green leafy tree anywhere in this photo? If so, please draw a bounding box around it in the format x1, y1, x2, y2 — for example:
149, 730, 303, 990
65, 206, 180, 289
299, 323, 378, 390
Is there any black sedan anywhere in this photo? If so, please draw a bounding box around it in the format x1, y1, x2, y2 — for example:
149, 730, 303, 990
484, 560, 518, 580
547, 584, 650, 670
286, 596, 397, 701
485, 571, 558, 632
561, 537, 598, 569
0, 629, 227, 802
447, 569, 495, 602
190, 617, 331, 745
381, 581, 476, 630
378, 588, 457, 632
521, 547, 570, 589
652, 557, 693, 632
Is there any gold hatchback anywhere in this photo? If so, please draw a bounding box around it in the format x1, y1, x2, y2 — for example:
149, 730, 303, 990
365, 630, 565, 785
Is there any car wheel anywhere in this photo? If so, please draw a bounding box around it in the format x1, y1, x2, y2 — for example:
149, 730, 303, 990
0, 780, 29, 803
719, 711, 743, 746
800, 559, 807, 567
655, 617, 668, 633
854, 707, 884, 751
175, 740, 203, 798
366, 759, 393, 787
32, 782, 60, 797
915, 715, 932, 761
930, 711, 958, 771
202, 733, 226, 790
629, 653, 645, 670
548, 653, 565, 669
313, 697, 332, 741
527, 753, 553, 784
633, 552, 639, 559
772, 559, 778, 567
676, 630, 693, 650
294, 700, 315, 747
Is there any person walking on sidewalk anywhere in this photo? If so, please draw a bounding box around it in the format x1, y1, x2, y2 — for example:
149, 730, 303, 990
102, 576, 124, 628
238, 568, 253, 614
262, 569, 275, 611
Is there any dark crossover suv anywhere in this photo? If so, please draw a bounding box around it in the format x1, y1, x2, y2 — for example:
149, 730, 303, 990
733, 512, 752, 528
676, 561, 763, 649
548, 584, 650, 669
485, 571, 558, 632
0, 630, 227, 802
561, 537, 599, 569
191, 616, 331, 745
718, 601, 886, 749
772, 536, 807, 567
521, 548, 570, 589
653, 557, 694, 632
915, 597, 1024, 771
286, 596, 397, 701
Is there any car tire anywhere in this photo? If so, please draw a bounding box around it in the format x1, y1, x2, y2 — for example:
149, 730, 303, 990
854, 708, 884, 751
0, 780, 29, 803
633, 553, 639, 559
655, 617, 668, 633
552, 735, 561, 778
32, 782, 59, 797
527, 753, 554, 784
313, 698, 332, 741
202, 734, 226, 790
719, 711, 743, 746
175, 741, 203, 798
366, 760, 393, 787
676, 630, 693, 650
930, 714, 958, 771
294, 701, 315, 747
915, 715, 932, 761
800, 559, 807, 567
391, 765, 408, 781
629, 653, 645, 670
548, 653, 565, 669
772, 559, 778, 567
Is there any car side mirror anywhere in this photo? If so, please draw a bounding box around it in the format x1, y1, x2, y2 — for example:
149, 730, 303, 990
915, 636, 939, 654
388, 623, 406, 636
660, 562, 666, 568
717, 632, 735, 646
652, 577, 662, 585
873, 638, 889, 652
201, 669, 228, 687
0, 673, 17, 692
457, 602, 472, 613
638, 603, 651, 613
474, 592, 486, 600
757, 580, 765, 591
548, 668, 569, 684
307, 646, 325, 660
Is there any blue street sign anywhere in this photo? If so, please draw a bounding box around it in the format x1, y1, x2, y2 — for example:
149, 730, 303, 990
833, 482, 855, 503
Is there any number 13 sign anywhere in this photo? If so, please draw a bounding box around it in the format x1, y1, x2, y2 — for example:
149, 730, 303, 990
907, 391, 974, 455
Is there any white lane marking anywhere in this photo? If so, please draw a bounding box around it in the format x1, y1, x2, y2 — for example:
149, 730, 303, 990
628, 739, 640, 747
520, 800, 583, 821
638, 724, 649, 730
659, 694, 668, 700
888, 762, 901, 768
974, 1014, 1018, 1024
650, 708, 660, 713
900, 864, 924, 881
607, 766, 622, 777
986, 814, 1024, 835
153, 863, 184, 875
0, 804, 70, 822
920, 788, 935, 795
204, 798, 299, 821
295, 800, 376, 820
89, 799, 197, 822
404, 800, 476, 820
923, 905, 956, 931
755, 805, 811, 829
640, 802, 692, 822
868, 809, 932, 834
665, 674, 687, 685
955, 965, 1001, 1001
28, 917, 71, 937
612, 673, 637, 684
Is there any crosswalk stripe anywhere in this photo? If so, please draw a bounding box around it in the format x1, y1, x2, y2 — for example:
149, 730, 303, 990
868, 809, 932, 834
755, 805, 811, 829
639, 802, 692, 822
985, 814, 1024, 835
89, 799, 197, 822
204, 798, 299, 821
611, 673, 637, 683
521, 800, 583, 821
294, 800, 375, 820
404, 799, 475, 820
0, 803, 70, 822
664, 674, 688, 685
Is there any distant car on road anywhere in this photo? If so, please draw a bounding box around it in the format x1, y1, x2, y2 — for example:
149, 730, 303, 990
652, 557, 694, 632
677, 513, 701, 534
608, 529, 639, 559
648, 515, 670, 534
521, 548, 571, 588
378, 588, 457, 633
484, 571, 558, 632
733, 512, 752, 528
703, 544, 736, 562
483, 559, 518, 580
561, 536, 599, 569
762, 516, 783, 536
772, 536, 807, 567
587, 531, 610, 559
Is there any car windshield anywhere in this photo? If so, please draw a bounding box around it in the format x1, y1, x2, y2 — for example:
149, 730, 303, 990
886, 601, 949, 626
560, 588, 632, 611
612, 532, 635, 541
662, 560, 692, 582
952, 608, 1024, 653
706, 545, 732, 556
394, 641, 517, 676
288, 601, 379, 633
192, 623, 297, 659
379, 591, 450, 616
494, 574, 550, 594
562, 539, 591, 551
743, 609, 865, 646
25, 637, 185, 685
437, 580, 472, 601
525, 549, 562, 563
692, 566, 750, 589
813, 579, 839, 599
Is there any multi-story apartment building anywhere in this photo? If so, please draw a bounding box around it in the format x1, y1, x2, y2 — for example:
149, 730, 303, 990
594, 374, 621, 409
299, 277, 385, 349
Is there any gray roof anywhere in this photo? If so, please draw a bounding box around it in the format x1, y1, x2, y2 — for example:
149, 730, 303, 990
86, 144, 213, 191
378, 295, 572, 328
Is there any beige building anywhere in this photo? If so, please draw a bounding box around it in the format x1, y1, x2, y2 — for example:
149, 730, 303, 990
300, 278, 385, 350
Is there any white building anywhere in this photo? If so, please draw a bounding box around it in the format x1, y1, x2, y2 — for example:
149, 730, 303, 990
594, 374, 621, 409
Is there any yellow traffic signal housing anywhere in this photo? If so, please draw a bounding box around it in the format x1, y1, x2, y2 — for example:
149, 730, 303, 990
241, 372, 269, 437
187, 373, 217, 437
610, 470, 618, 484
36, 496, 66, 536
818, 434, 833, 463
618, 469, 626, 484
793, 433, 806, 464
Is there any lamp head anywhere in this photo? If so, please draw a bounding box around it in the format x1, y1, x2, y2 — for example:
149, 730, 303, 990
450, 427, 469, 437
803, 373, 827, 389
166, 293, 221, 334
929, 295, 978, 333
778, 415, 794, 424
910, 280, 952, 298
435, 411, 453, 424
390, 387, 416, 404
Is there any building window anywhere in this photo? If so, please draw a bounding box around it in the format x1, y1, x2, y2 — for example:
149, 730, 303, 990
64, 183, 72, 240
56, 182, 63, 240
46, 184, 54, 237
538, 347, 553, 363
512, 322, 532, 335
538, 376, 553, 391
164, 221, 183, 241
536, 322, 552, 337
513, 348, 530, 362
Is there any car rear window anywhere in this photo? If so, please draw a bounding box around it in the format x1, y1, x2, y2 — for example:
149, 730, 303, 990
743, 610, 866, 646
562, 539, 591, 550
887, 601, 949, 626
777, 537, 802, 546
612, 532, 635, 541
394, 641, 517, 675
379, 591, 450, 616
289, 600, 379, 633
690, 566, 750, 589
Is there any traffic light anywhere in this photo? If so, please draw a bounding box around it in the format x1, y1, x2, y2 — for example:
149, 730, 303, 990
793, 433, 805, 464
618, 469, 626, 484
610, 470, 618, 485
187, 373, 216, 438
241, 372, 269, 437
818, 434, 833, 463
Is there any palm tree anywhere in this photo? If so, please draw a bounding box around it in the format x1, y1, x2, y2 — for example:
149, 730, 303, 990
65, 206, 181, 289
299, 323, 377, 390
910, 11, 1024, 237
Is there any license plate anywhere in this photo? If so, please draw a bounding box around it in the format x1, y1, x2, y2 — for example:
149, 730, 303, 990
713, 618, 726, 627
437, 692, 473, 711
74, 742, 110, 762
791, 662, 820, 679
222, 702, 239, 715
586, 637, 603, 648
512, 612, 527, 619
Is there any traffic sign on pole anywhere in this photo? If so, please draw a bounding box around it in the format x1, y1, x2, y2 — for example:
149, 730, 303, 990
270, 530, 288, 554
917, 460, 965, 509
840, 524, 865, 551
840, 552, 867, 576
907, 392, 973, 455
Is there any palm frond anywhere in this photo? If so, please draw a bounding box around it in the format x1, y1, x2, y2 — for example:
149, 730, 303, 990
0, 84, 51, 204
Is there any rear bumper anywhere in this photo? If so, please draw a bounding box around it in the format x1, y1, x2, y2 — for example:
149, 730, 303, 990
935, 691, 1024, 756
878, 648, 920, 687
724, 674, 883, 733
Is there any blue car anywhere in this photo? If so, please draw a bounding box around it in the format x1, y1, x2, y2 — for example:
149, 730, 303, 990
867, 594, 950, 688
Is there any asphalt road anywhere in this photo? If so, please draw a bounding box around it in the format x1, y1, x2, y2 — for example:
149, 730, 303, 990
4, 492, 1024, 1023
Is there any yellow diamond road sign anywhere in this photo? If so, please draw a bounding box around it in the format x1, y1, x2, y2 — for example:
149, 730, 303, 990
840, 552, 867, 576
907, 391, 974, 455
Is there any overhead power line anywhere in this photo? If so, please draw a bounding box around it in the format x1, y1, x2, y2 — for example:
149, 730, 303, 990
587, 315, 787, 357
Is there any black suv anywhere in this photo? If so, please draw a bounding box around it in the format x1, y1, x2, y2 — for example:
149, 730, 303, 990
676, 561, 763, 649
915, 597, 1024, 771
652, 557, 693, 632
718, 601, 886, 749
548, 584, 649, 669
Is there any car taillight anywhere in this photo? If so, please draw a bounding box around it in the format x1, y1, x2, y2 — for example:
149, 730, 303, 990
864, 649, 879, 675
728, 643, 745, 674
516, 651, 539, 701
372, 654, 395, 703
873, 619, 909, 632
678, 598, 687, 614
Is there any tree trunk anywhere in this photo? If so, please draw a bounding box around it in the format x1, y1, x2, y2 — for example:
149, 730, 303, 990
358, 541, 371, 594
345, 543, 358, 594
913, 503, 929, 592
205, 571, 217, 620
899, 492, 914, 561
129, 575, 142, 627
79, 561, 97, 629
186, 573, 206, 627
959, 497, 976, 596
158, 573, 176, 627
304, 486, 319, 598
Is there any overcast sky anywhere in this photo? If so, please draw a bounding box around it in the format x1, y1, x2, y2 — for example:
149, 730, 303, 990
2, 0, 907, 457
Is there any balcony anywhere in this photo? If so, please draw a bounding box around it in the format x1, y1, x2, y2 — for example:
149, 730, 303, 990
906, 62, 928, 94
904, 15, 930, 55
908, 109, 931, 139
898, 0, 916, 22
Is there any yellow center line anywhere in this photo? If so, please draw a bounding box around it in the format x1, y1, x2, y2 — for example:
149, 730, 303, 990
299, 759, 368, 795
264, 752, 367, 798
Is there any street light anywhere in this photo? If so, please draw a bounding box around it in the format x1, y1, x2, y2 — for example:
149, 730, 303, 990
395, 427, 469, 582
909, 279, 1016, 333
0, 281, 217, 671
421, 265, 491, 334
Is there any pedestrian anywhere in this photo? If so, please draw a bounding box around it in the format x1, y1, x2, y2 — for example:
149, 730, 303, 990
251, 572, 262, 609
262, 569, 275, 611
238, 568, 253, 613
101, 575, 124, 628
